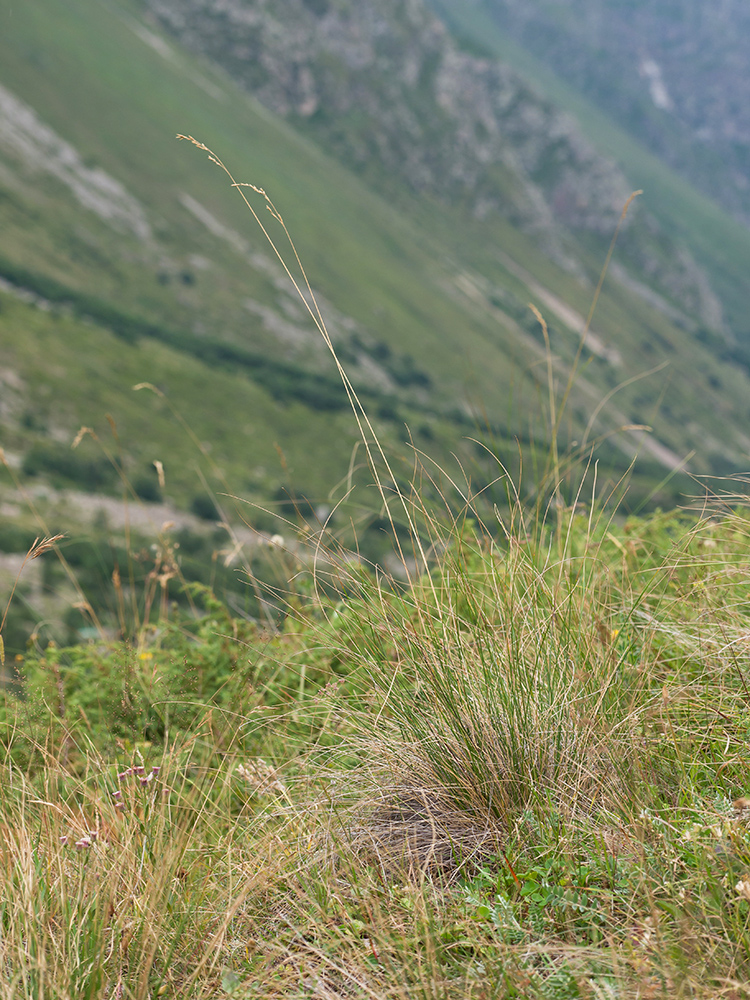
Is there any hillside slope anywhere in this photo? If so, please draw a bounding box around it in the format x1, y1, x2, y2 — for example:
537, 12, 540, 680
431, 0, 750, 230
142, 0, 726, 334
0, 0, 749, 537
429, 0, 750, 345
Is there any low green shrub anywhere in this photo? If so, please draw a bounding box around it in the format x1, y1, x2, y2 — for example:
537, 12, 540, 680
22, 442, 118, 492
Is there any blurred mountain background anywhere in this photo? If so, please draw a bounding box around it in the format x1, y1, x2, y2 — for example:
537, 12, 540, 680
431, 0, 750, 227
1, 0, 750, 644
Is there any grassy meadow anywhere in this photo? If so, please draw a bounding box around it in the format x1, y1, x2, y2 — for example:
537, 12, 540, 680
2, 6, 750, 992
3, 463, 750, 998
3, 186, 750, 994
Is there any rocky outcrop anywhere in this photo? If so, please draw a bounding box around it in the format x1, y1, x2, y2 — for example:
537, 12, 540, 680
142, 0, 631, 242
141, 0, 723, 327
434, 0, 750, 229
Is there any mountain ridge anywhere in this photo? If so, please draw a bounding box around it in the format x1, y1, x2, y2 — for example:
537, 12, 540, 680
141, 0, 726, 334
1, 0, 750, 524
431, 0, 750, 231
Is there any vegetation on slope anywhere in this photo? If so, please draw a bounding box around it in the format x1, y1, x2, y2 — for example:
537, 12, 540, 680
2, 0, 750, 508
428, 0, 750, 346
2, 169, 749, 993
2, 8, 750, 991
3, 479, 750, 997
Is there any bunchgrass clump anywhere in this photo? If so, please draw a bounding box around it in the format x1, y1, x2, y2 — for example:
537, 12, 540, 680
4, 496, 750, 997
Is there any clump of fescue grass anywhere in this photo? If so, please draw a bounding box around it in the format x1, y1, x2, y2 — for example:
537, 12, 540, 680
5, 483, 750, 997
320, 504, 649, 880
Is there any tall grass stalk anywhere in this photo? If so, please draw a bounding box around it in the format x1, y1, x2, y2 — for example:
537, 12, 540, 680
176, 144, 653, 856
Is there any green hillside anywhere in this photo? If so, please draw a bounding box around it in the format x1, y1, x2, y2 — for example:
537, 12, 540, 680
1, 0, 749, 497
3, 6, 750, 992
2, 0, 750, 652
0, 0, 515, 512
